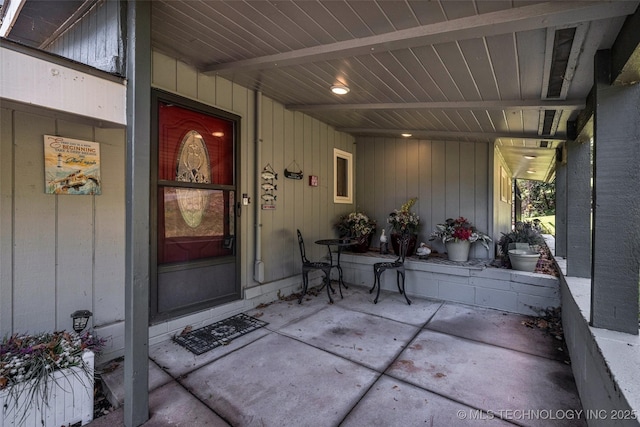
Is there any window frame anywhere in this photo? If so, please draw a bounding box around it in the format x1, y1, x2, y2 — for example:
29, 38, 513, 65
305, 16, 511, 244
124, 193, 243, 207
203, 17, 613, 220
333, 148, 353, 204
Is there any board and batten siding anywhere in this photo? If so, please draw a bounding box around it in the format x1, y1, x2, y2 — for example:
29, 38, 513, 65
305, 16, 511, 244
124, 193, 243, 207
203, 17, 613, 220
151, 50, 355, 285
0, 51, 355, 358
355, 136, 495, 259
0, 107, 126, 337
46, 0, 124, 75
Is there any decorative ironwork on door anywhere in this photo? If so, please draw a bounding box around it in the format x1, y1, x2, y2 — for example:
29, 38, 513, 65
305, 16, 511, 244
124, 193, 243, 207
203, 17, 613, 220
176, 130, 211, 228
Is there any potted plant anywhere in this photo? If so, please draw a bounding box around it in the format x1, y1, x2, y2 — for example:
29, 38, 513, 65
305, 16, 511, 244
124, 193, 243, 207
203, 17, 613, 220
334, 211, 377, 252
498, 221, 545, 271
387, 198, 420, 256
0, 330, 105, 426
430, 216, 492, 262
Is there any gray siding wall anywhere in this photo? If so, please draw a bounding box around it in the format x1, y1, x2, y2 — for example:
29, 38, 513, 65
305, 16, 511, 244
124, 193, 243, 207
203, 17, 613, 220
151, 51, 355, 285
0, 49, 354, 355
0, 107, 126, 336
1, 48, 512, 358
46, 0, 124, 75
355, 137, 495, 259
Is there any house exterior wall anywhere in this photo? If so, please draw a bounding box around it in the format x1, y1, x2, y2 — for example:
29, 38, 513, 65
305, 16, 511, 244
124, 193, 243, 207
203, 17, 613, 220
354, 137, 495, 259
1, 46, 516, 362
0, 107, 126, 337
150, 50, 356, 284
0, 48, 356, 361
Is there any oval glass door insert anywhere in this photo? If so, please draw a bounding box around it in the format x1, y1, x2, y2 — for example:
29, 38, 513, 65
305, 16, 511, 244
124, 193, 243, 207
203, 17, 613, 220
176, 130, 211, 228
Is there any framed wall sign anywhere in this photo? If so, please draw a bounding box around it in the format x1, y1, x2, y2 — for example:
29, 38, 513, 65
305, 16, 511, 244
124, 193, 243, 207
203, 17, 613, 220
43, 135, 101, 195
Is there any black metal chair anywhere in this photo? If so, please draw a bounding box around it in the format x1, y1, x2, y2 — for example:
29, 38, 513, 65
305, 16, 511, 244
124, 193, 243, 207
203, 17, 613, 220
297, 229, 334, 304
370, 231, 411, 305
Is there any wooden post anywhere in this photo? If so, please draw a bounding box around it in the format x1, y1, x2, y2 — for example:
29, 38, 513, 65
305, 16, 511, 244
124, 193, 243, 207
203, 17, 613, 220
565, 138, 591, 278
125, 0, 151, 425
591, 49, 640, 334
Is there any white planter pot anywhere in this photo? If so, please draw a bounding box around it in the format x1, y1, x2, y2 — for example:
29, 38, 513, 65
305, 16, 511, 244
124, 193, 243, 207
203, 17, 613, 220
446, 240, 471, 262
1, 351, 94, 427
508, 249, 540, 272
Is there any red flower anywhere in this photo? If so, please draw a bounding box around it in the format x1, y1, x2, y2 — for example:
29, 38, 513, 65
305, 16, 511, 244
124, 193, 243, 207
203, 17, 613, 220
452, 227, 472, 240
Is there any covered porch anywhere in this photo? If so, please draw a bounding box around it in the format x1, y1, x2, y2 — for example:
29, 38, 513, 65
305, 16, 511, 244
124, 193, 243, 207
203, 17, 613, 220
93, 283, 583, 426
1, 1, 638, 426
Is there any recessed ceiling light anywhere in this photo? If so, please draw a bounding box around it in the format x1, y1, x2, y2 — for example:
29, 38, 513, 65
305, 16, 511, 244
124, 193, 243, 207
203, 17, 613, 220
524, 155, 537, 159
330, 84, 350, 95
401, 133, 412, 137
526, 169, 536, 174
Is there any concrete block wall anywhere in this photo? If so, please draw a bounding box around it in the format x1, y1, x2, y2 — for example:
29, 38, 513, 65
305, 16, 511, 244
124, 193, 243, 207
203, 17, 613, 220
339, 254, 560, 316
558, 259, 640, 426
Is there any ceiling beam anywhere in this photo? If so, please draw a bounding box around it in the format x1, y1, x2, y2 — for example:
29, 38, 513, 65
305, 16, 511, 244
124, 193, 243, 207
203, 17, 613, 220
612, 5, 640, 85
568, 5, 639, 141
203, 1, 638, 74
287, 100, 585, 112
337, 128, 567, 142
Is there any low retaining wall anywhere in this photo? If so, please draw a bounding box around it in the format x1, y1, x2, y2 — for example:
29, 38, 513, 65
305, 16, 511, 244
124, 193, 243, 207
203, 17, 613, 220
557, 259, 640, 427
339, 253, 559, 316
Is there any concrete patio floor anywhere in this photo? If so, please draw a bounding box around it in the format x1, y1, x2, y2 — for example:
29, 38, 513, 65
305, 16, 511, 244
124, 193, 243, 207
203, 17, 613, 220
91, 283, 585, 426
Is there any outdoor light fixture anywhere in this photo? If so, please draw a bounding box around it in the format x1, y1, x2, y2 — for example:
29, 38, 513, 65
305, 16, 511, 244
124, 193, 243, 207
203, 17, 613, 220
524, 155, 537, 159
70, 310, 93, 333
401, 133, 412, 137
330, 84, 350, 95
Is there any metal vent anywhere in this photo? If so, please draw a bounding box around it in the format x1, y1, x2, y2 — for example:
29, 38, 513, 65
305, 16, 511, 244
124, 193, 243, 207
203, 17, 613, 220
547, 27, 577, 98
541, 110, 556, 135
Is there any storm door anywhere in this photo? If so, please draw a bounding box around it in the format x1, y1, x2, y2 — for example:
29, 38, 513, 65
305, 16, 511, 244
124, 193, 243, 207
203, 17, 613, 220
151, 91, 240, 322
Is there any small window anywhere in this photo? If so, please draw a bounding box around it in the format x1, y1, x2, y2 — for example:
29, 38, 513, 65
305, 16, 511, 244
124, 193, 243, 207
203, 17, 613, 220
334, 148, 353, 204
500, 166, 511, 203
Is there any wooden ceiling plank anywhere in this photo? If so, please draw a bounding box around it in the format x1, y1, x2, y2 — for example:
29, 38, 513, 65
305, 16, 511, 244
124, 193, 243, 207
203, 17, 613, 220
375, 1, 420, 31
386, 49, 437, 101
408, 0, 447, 26
516, 29, 546, 99
412, 45, 464, 102
246, 1, 320, 48
202, 1, 638, 74
347, 1, 396, 34
436, 41, 483, 101
458, 38, 500, 100
485, 33, 521, 100
292, 1, 353, 42
153, 3, 251, 62
359, 51, 424, 102
320, 1, 374, 39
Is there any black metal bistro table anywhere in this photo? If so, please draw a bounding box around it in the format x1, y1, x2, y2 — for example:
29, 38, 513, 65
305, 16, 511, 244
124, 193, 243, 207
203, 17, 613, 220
315, 238, 357, 297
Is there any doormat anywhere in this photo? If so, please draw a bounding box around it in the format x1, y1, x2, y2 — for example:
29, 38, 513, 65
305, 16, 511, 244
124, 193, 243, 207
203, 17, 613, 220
174, 313, 268, 355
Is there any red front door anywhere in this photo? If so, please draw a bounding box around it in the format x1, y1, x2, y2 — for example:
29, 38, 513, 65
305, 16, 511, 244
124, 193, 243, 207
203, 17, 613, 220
151, 92, 240, 322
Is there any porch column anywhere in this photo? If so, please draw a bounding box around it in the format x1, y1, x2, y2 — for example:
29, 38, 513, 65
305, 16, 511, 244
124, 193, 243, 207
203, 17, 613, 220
591, 49, 640, 334
125, 0, 151, 425
554, 156, 567, 258
565, 137, 591, 278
